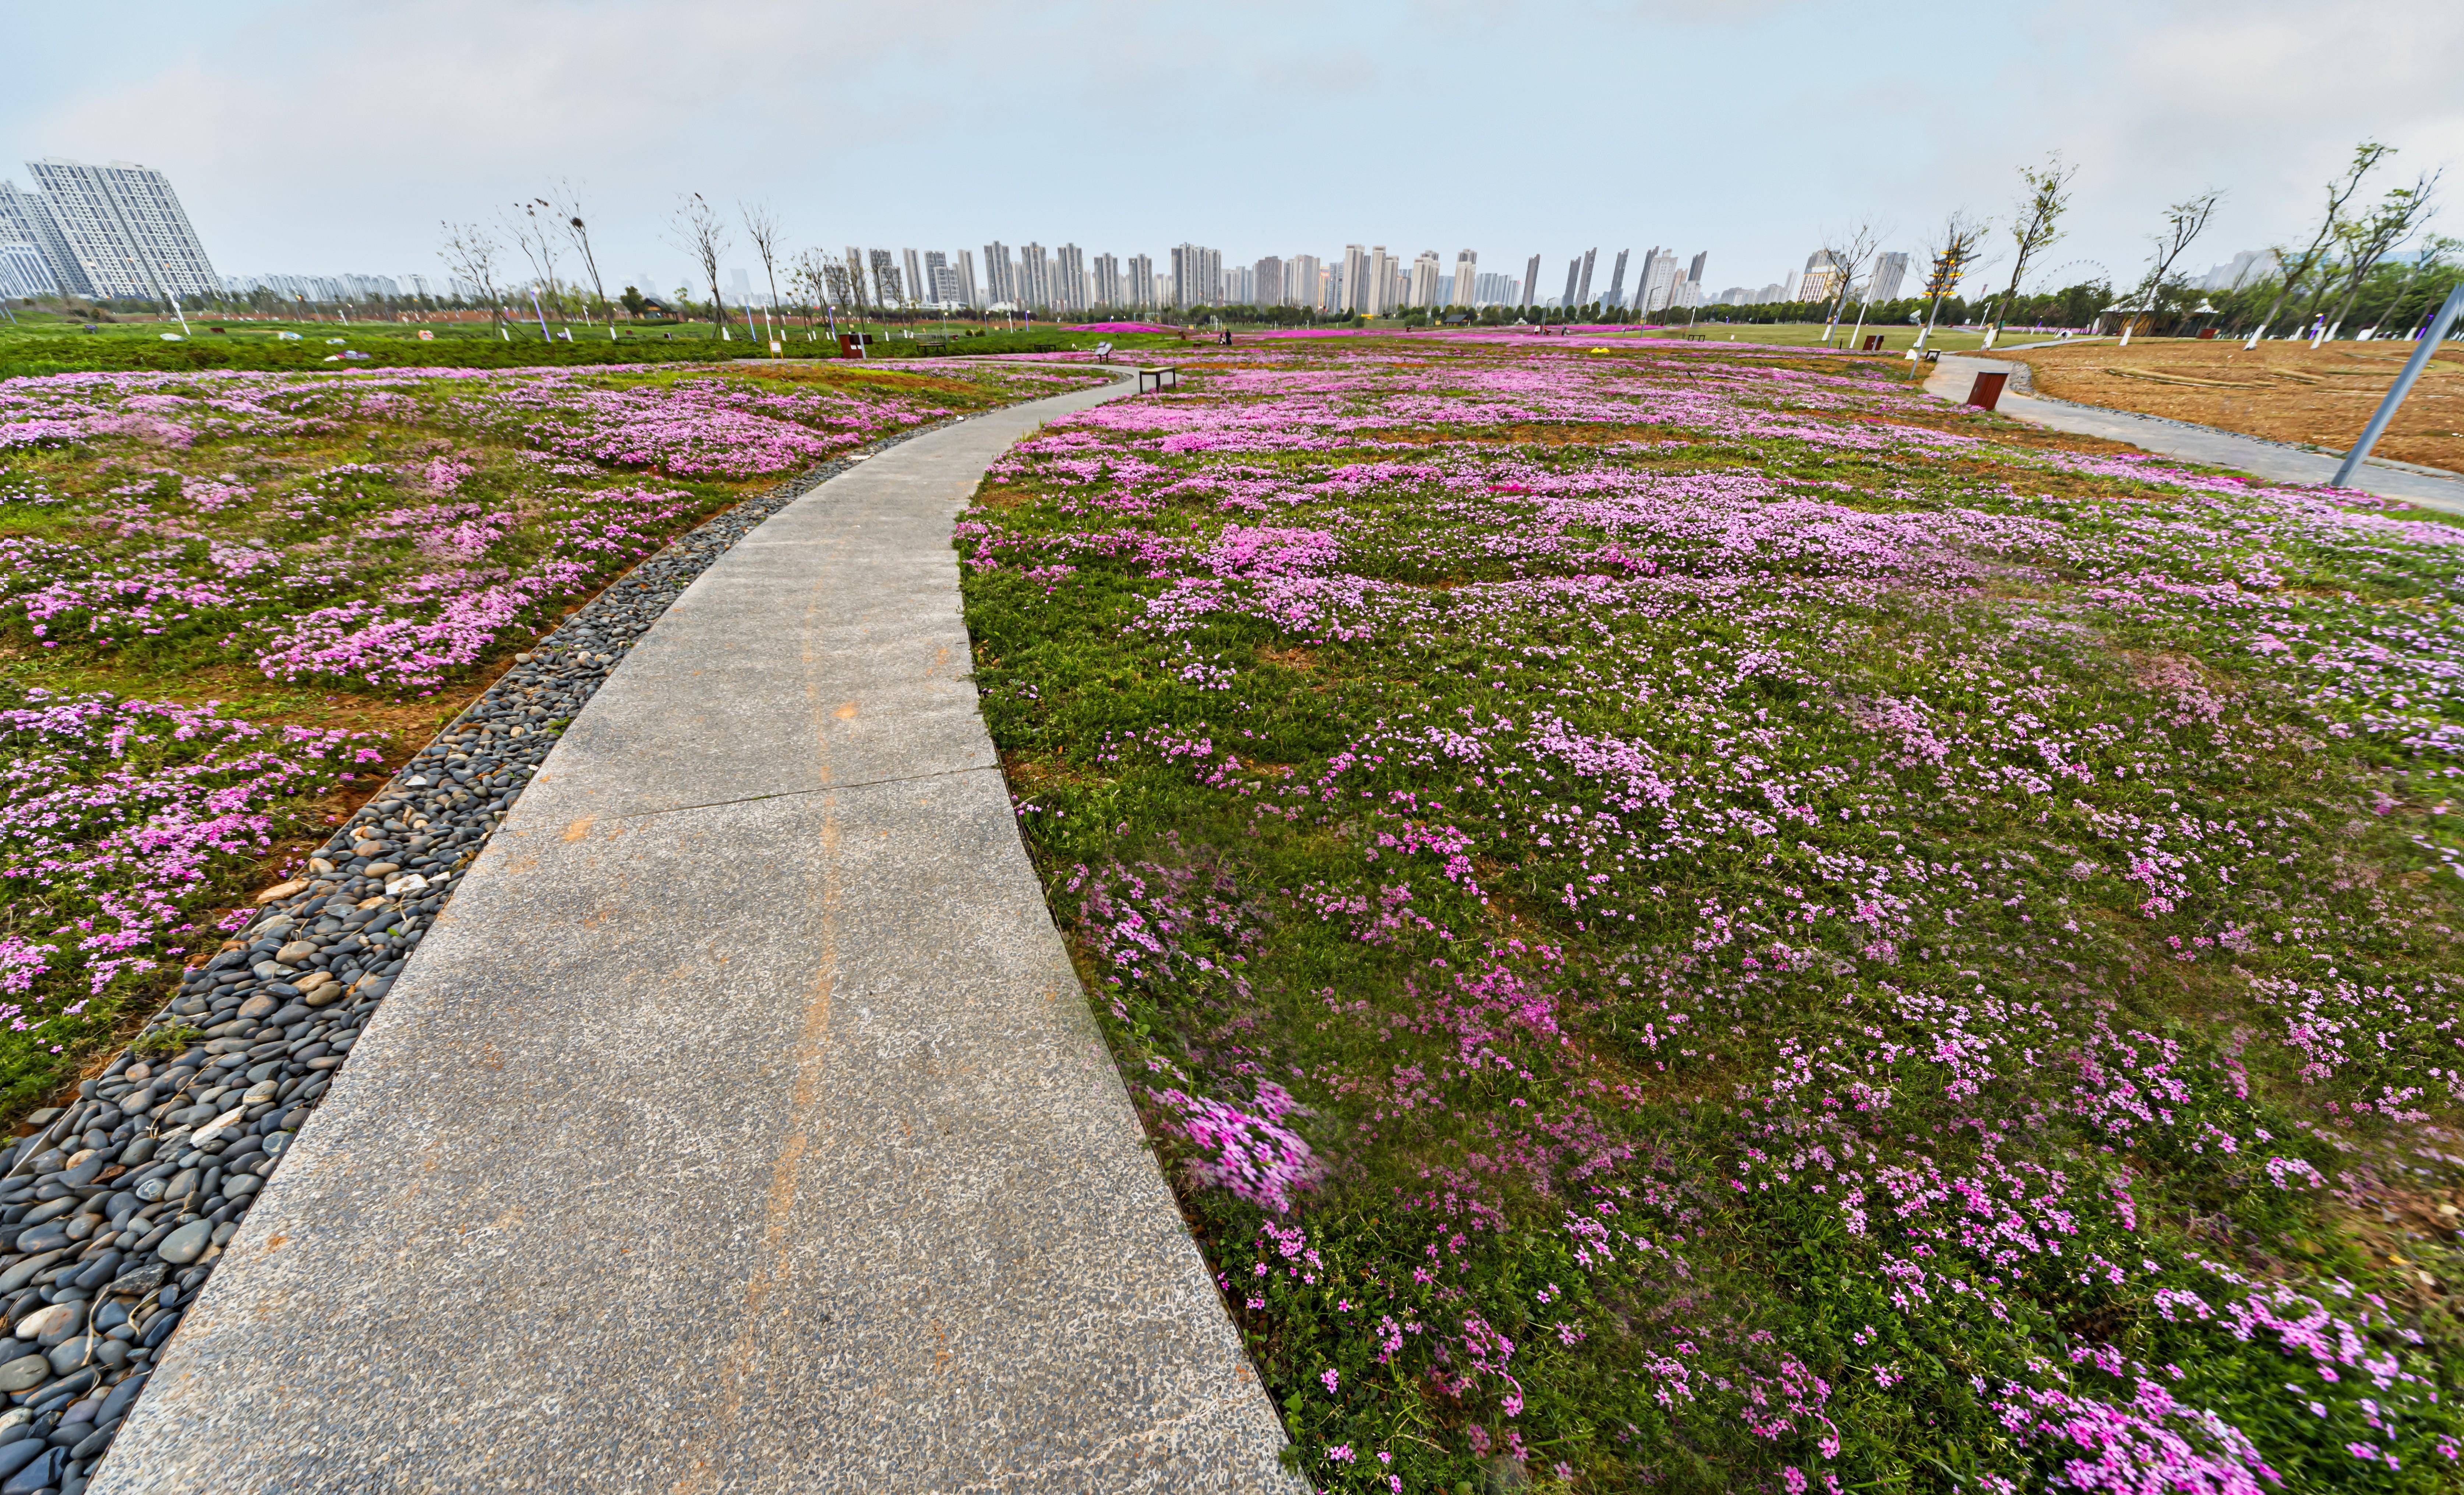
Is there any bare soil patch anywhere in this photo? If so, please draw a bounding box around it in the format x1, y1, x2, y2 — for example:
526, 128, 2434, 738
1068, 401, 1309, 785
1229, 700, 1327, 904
1986, 338, 2464, 472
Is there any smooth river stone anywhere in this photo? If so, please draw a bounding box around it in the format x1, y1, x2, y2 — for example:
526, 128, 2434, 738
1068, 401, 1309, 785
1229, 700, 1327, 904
155, 1221, 213, 1266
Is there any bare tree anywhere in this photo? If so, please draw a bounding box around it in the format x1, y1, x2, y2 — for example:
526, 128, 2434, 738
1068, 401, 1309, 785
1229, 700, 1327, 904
2322, 170, 2440, 334
821, 257, 857, 311
2251, 141, 2392, 339
870, 251, 904, 308
438, 221, 510, 338
742, 201, 786, 348
552, 180, 617, 341
1812, 221, 1883, 342
499, 200, 567, 335
667, 194, 734, 340
791, 249, 833, 342
2128, 190, 2224, 334
1986, 154, 2077, 343
1913, 212, 1990, 351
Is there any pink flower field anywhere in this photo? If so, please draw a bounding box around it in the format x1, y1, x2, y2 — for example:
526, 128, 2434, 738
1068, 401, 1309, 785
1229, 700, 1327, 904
0, 357, 1099, 1102
960, 339, 2464, 1492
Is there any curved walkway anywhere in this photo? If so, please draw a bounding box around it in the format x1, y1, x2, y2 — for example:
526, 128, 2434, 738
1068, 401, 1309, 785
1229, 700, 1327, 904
1925, 354, 2464, 514
95, 377, 1302, 1492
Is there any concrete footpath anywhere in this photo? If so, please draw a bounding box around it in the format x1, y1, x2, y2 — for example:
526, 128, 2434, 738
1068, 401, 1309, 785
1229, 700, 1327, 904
1926, 353, 2464, 514
95, 375, 1302, 1492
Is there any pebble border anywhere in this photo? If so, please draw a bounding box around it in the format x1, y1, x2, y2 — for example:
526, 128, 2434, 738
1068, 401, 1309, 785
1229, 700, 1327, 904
0, 420, 956, 1495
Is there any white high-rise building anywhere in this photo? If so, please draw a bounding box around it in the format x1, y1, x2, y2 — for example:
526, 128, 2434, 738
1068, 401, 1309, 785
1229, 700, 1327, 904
1288, 255, 1322, 311
1357, 247, 1396, 315
1798, 250, 1843, 306
1340, 245, 1368, 313
1018, 243, 1050, 309
902, 249, 926, 307
1451, 249, 1477, 307
1092, 253, 1122, 307
1638, 247, 1680, 313
1868, 251, 1909, 303
1254, 256, 1283, 307
0, 181, 78, 297
1169, 243, 1220, 309
1520, 254, 1541, 308
1127, 254, 1154, 310
958, 248, 981, 308
1408, 250, 1442, 308
22, 159, 219, 301
981, 242, 1014, 306
0, 237, 56, 299
1055, 244, 1085, 313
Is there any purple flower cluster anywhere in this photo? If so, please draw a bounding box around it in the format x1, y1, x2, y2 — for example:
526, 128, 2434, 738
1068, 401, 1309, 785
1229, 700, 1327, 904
965, 342, 2464, 1490
0, 688, 377, 1048
0, 362, 1086, 690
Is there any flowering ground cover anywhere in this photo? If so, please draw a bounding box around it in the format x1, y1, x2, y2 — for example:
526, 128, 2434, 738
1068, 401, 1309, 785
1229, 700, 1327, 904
0, 357, 1099, 1106
960, 339, 2464, 1492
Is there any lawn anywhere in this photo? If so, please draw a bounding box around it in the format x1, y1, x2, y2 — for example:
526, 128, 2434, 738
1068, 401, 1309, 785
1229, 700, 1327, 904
0, 308, 1195, 379
960, 339, 2464, 1492
0, 354, 1102, 1110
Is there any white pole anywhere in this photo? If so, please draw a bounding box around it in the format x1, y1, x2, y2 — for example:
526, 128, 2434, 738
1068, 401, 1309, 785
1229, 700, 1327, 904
2332, 283, 2464, 489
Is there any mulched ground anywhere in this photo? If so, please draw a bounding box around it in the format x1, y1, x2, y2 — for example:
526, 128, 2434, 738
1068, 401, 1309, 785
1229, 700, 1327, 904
1986, 337, 2464, 472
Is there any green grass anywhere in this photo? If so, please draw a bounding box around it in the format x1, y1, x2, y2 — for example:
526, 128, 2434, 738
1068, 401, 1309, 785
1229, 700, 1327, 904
961, 338, 2464, 1491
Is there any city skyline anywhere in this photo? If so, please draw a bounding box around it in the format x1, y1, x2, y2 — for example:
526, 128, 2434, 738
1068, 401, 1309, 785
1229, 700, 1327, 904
0, 153, 2292, 318
6, 0, 2452, 324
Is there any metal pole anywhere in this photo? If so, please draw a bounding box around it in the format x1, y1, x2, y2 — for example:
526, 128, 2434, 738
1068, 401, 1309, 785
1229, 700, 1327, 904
2331, 282, 2464, 489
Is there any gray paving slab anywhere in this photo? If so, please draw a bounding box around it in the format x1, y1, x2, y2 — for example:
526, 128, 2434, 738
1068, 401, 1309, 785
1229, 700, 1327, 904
1924, 353, 2464, 514
93, 375, 1303, 1494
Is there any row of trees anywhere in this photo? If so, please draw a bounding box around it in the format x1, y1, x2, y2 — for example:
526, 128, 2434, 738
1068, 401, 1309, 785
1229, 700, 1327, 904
1787, 138, 2454, 348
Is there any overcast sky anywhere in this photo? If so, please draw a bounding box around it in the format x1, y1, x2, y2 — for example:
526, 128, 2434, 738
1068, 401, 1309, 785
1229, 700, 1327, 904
6, 0, 2459, 300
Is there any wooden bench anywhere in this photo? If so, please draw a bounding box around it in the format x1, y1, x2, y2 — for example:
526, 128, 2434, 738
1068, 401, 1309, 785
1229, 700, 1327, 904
1136, 366, 1179, 394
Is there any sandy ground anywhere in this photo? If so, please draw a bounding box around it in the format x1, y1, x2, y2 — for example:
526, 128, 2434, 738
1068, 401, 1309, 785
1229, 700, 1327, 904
1983, 338, 2464, 473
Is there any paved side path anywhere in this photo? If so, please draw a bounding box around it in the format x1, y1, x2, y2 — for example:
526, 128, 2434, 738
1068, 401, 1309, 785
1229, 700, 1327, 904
1925, 354, 2464, 514
96, 376, 1302, 1493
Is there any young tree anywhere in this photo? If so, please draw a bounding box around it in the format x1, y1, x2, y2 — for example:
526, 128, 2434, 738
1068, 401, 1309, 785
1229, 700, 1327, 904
438, 221, 510, 338
552, 181, 617, 340
2252, 141, 2392, 339
820, 258, 857, 312
1812, 222, 1883, 342
501, 200, 566, 334
870, 252, 903, 308
1913, 212, 1989, 351
742, 201, 785, 345
1985, 154, 2076, 345
2323, 170, 2441, 334
2376, 233, 2460, 336
667, 194, 733, 340
2129, 190, 2224, 335
791, 249, 832, 342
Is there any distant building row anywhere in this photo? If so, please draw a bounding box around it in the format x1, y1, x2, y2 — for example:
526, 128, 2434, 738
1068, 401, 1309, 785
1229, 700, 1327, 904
810, 242, 1740, 315
0, 159, 220, 302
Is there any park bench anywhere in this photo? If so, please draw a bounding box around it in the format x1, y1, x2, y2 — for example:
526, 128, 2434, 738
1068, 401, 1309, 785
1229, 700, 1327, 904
910, 333, 954, 357
1137, 366, 1179, 394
